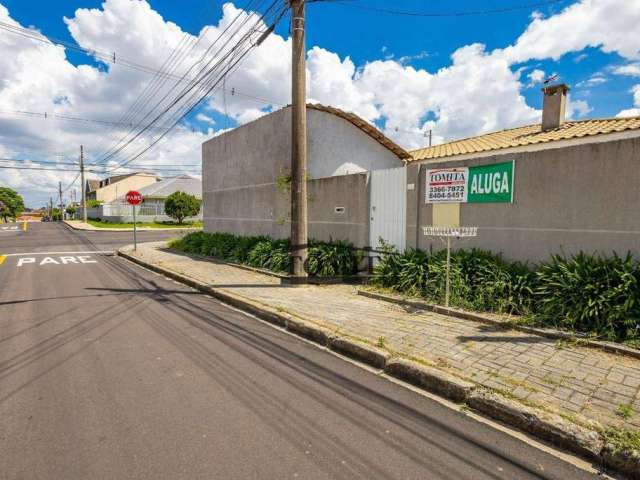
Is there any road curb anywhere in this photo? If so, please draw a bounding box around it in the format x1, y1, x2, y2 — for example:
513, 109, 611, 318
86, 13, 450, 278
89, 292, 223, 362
118, 248, 640, 479
467, 390, 604, 460
602, 444, 640, 480
64, 220, 200, 232
357, 289, 640, 360
286, 318, 334, 346
384, 358, 476, 403
329, 337, 391, 369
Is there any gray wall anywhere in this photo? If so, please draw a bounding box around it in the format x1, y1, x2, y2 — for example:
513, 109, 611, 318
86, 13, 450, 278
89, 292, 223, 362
203, 172, 370, 247
408, 136, 640, 262
202, 105, 401, 246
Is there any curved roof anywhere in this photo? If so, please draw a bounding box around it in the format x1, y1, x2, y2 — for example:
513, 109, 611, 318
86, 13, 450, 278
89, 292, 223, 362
307, 104, 412, 160
137, 175, 201, 199
410, 115, 640, 162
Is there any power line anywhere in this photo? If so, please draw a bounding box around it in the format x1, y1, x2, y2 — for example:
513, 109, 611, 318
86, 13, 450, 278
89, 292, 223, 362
0, 157, 200, 168
0, 109, 169, 131
100, 0, 286, 173
0, 157, 202, 175
89, 0, 277, 168
0, 2, 285, 175
311, 0, 566, 17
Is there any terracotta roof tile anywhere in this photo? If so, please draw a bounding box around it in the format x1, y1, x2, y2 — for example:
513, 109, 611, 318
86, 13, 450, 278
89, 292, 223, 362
410, 116, 640, 162
307, 104, 411, 160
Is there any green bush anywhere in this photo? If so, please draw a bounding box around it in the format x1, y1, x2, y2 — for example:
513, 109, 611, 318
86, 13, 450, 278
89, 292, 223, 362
307, 240, 361, 276
373, 246, 530, 313
372, 243, 640, 342
164, 191, 201, 224
171, 232, 359, 277
535, 252, 640, 341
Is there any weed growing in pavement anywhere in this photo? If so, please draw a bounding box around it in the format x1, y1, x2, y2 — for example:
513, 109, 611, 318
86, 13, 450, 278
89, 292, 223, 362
377, 336, 386, 348
602, 426, 640, 453
554, 337, 587, 350
616, 403, 635, 419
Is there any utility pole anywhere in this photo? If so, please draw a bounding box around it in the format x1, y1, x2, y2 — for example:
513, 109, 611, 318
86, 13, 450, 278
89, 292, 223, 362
80, 145, 87, 223
289, 0, 308, 278
49, 197, 53, 220
58, 181, 63, 220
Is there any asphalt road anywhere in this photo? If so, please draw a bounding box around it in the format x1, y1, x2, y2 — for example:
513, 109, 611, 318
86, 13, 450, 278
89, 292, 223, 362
0, 222, 607, 479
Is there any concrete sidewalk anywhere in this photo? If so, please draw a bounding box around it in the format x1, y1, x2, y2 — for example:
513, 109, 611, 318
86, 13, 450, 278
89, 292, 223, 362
122, 242, 640, 437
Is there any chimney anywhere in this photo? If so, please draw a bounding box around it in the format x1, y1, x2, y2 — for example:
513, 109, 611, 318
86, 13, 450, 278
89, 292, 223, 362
541, 83, 569, 131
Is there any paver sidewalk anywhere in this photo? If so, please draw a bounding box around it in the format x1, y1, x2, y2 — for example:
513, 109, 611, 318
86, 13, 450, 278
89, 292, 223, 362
124, 241, 640, 433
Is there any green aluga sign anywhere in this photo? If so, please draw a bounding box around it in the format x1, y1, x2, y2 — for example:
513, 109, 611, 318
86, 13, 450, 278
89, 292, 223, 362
425, 160, 515, 204
467, 160, 515, 203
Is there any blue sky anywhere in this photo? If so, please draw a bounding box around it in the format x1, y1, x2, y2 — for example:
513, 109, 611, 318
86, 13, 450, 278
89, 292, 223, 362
3, 0, 637, 117
1, 0, 639, 206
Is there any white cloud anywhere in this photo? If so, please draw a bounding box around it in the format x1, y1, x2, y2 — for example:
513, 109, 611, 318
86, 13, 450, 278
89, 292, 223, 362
613, 63, 640, 77
616, 84, 640, 117
527, 68, 546, 86
196, 113, 215, 125
3, 0, 640, 206
397, 50, 431, 65
566, 97, 592, 118
499, 0, 640, 63
576, 73, 607, 87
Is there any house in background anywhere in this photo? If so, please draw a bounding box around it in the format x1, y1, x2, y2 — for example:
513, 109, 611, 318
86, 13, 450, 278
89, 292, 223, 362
132, 174, 201, 208
85, 172, 159, 203
202, 103, 410, 247
87, 175, 202, 223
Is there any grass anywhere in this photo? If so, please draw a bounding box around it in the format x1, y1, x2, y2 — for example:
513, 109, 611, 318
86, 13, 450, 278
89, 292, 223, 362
616, 403, 635, 419
602, 426, 640, 453
376, 336, 386, 348
85, 219, 203, 229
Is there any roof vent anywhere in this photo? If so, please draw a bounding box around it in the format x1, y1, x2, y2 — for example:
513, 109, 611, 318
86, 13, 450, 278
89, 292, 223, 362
541, 83, 569, 131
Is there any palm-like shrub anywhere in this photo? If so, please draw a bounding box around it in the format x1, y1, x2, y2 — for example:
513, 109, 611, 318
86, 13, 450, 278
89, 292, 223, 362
307, 240, 360, 276
535, 252, 640, 341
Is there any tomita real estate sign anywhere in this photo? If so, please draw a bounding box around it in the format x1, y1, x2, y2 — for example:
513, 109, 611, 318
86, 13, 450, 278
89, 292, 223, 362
426, 160, 514, 203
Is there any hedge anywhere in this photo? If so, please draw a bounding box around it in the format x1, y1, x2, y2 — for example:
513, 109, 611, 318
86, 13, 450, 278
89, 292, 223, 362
169, 231, 361, 277
373, 242, 640, 343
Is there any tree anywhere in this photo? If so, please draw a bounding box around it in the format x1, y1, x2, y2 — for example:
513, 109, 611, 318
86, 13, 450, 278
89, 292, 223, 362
50, 208, 62, 221
164, 191, 201, 224
0, 187, 25, 222
66, 205, 77, 218
87, 199, 102, 208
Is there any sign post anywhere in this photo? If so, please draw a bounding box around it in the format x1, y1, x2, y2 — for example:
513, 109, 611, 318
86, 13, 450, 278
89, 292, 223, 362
125, 190, 143, 251
422, 226, 478, 307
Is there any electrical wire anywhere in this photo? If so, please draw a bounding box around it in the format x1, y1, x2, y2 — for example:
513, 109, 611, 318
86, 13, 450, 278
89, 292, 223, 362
308, 0, 566, 17
89, 0, 269, 168
99, 0, 286, 173
0, 1, 285, 179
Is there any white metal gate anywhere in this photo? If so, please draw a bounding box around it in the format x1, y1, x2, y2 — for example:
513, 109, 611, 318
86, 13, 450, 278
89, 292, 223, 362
369, 166, 407, 251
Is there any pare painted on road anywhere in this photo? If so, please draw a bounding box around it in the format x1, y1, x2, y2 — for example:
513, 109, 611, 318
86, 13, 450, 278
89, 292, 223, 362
16, 255, 98, 267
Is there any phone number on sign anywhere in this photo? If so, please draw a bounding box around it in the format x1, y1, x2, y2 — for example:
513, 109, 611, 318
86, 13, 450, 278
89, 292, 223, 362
428, 185, 465, 201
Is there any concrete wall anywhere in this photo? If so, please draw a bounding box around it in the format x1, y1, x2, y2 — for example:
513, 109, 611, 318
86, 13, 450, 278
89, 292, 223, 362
202, 105, 401, 246
203, 172, 369, 246
408, 136, 640, 262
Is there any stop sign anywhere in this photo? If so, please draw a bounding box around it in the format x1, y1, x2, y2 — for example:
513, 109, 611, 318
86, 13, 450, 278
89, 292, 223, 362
125, 190, 143, 205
